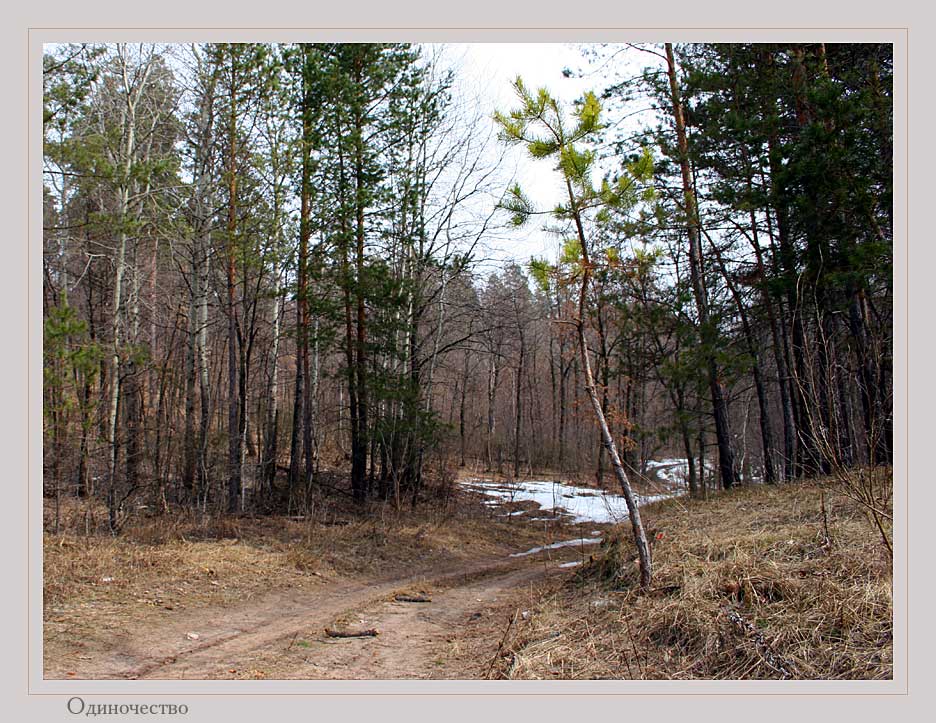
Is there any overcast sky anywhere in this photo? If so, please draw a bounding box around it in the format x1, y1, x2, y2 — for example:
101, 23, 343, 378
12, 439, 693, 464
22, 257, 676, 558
433, 42, 657, 268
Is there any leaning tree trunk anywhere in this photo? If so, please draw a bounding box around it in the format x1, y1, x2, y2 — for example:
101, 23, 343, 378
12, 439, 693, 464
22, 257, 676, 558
566, 176, 652, 589
750, 199, 797, 481
576, 288, 652, 588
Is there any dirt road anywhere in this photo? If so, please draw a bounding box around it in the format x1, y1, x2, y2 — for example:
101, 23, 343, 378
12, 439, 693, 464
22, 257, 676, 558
49, 544, 591, 680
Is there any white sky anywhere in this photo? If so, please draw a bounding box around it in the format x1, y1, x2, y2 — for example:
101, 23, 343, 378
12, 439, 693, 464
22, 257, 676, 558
434, 42, 657, 266
454, 43, 591, 265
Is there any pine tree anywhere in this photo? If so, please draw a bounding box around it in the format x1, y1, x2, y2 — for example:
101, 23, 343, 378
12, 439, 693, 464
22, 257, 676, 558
496, 77, 655, 588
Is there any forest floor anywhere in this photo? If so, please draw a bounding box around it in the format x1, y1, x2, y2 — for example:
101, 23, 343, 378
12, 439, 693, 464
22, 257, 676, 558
474, 478, 894, 680
43, 471, 609, 680
42, 469, 893, 680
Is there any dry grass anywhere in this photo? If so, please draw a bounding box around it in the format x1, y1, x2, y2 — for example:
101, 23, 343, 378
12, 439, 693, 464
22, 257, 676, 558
43, 485, 553, 667
487, 478, 893, 680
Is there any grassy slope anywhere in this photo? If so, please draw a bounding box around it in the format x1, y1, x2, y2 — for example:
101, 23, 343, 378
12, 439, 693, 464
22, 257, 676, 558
480, 478, 893, 680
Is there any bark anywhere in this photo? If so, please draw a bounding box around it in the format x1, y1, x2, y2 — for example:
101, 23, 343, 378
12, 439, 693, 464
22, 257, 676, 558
225, 54, 242, 514
749, 197, 796, 480
848, 286, 889, 465
78, 214, 97, 498
106, 45, 152, 532
548, 318, 558, 464
293, 47, 316, 494
486, 352, 499, 471
352, 72, 369, 504
681, 423, 697, 496
459, 350, 469, 467
512, 330, 525, 480
324, 628, 379, 638
594, 305, 611, 484
182, 275, 198, 492
182, 69, 215, 494
576, 285, 652, 588
262, 120, 286, 491
196, 214, 212, 503
262, 260, 282, 491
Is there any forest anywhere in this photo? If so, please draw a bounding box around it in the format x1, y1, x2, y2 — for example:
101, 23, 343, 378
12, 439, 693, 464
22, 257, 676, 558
41, 42, 894, 680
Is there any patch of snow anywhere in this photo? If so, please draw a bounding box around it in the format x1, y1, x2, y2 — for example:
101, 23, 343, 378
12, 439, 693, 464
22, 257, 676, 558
509, 537, 603, 557
462, 477, 681, 525
644, 458, 716, 487
558, 560, 582, 568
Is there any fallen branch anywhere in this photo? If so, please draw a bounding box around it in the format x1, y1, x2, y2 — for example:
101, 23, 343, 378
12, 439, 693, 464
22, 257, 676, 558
723, 605, 796, 678
324, 627, 379, 639
394, 594, 432, 603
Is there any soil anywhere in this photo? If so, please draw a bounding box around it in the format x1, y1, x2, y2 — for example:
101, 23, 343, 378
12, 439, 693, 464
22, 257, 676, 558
45, 534, 591, 680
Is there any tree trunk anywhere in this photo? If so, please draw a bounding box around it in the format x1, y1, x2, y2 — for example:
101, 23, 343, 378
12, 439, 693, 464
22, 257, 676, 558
225, 57, 242, 515
352, 93, 369, 504
565, 171, 651, 588
459, 350, 469, 467
665, 42, 738, 490
486, 352, 499, 471
707, 229, 777, 483
513, 331, 525, 480
262, 260, 282, 492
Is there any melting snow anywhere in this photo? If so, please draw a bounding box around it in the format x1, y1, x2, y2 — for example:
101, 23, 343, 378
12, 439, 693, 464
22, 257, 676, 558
461, 475, 682, 525
509, 537, 603, 557
461, 461, 700, 563
645, 458, 693, 486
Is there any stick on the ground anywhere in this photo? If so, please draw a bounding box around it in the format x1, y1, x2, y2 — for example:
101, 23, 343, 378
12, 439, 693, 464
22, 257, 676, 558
324, 627, 379, 638
820, 492, 834, 546
394, 593, 432, 603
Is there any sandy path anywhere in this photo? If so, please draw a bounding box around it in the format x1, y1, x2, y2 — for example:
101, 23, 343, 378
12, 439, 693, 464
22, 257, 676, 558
53, 546, 588, 680
251, 562, 551, 680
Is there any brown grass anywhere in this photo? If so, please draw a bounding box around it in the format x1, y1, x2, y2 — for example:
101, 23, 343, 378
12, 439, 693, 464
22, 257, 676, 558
43, 485, 557, 668
485, 478, 893, 680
